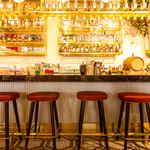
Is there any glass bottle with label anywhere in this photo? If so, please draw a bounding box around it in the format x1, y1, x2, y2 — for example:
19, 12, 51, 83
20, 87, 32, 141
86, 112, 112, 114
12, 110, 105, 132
108, 0, 113, 10
29, 3, 33, 11
24, 35, 28, 42
116, 0, 121, 11
7, 0, 13, 11
99, 0, 104, 10
51, 0, 56, 11
2, 34, 6, 42
88, 2, 91, 11
4, 19, 7, 27
131, 0, 137, 10
92, 0, 97, 11
28, 35, 32, 42
123, 0, 129, 11
0, 0, 4, 11
18, 35, 22, 42
25, 19, 29, 28
85, 45, 88, 53
92, 44, 96, 53
96, 44, 100, 53
83, 0, 87, 11
72, 44, 76, 53
7, 34, 11, 42
45, 0, 50, 11
74, 0, 78, 11
141, 0, 147, 10
81, 44, 84, 53
58, 0, 63, 11
76, 44, 80, 53
66, 0, 70, 11
12, 34, 17, 42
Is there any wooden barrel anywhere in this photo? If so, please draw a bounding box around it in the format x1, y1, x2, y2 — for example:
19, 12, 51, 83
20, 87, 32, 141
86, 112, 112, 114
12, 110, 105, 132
123, 56, 144, 71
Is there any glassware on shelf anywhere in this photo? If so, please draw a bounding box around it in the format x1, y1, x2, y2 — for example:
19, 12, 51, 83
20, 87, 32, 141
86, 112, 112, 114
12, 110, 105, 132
92, 0, 97, 11
83, 0, 87, 11
116, 0, 121, 11
2, 34, 6, 42
108, 0, 113, 10
7, 34, 11, 42
51, 0, 56, 11
88, 2, 91, 11
123, 0, 129, 11
99, 0, 104, 10
58, 0, 63, 11
12, 34, 17, 42
28, 35, 32, 42
45, 0, 50, 11
74, 0, 78, 11
0, 0, 4, 11
66, 0, 70, 11
131, 0, 137, 10
18, 35, 22, 42
141, 0, 147, 10
25, 19, 29, 28
28, 3, 33, 11
7, 0, 13, 11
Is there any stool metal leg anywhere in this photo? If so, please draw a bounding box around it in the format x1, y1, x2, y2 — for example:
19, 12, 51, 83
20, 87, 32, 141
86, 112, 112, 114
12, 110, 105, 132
98, 101, 109, 150
53, 101, 60, 139
13, 99, 22, 140
139, 103, 144, 139
34, 102, 39, 133
145, 103, 150, 124
50, 102, 56, 150
78, 101, 85, 150
97, 101, 103, 133
124, 102, 130, 150
116, 101, 125, 140
25, 102, 35, 150
5, 102, 9, 150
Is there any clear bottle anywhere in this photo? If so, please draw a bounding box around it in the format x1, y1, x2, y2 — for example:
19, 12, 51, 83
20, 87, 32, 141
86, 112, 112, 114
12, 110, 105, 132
58, 0, 63, 11
123, 0, 129, 11
0, 0, 4, 11
12, 34, 17, 42
132, 0, 137, 10
28, 3, 33, 11
66, 0, 70, 11
7, 0, 13, 11
108, 0, 113, 10
85, 45, 88, 53
99, 0, 104, 10
28, 35, 32, 42
74, 0, 78, 11
7, 34, 11, 42
116, 0, 121, 11
2, 34, 6, 42
4, 19, 7, 27
92, 44, 96, 53
141, 0, 147, 10
96, 44, 100, 53
37, 4, 40, 11
25, 19, 29, 28
88, 2, 91, 11
83, 0, 87, 11
81, 44, 84, 53
92, 0, 97, 11
18, 35, 22, 42
51, 0, 56, 11
33, 19, 36, 26
45, 0, 50, 11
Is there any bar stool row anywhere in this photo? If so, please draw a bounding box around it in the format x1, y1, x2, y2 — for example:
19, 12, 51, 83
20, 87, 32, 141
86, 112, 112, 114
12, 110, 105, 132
1, 91, 150, 150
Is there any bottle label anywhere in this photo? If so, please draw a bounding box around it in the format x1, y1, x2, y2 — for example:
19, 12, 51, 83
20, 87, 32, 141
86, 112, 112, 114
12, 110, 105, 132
59, 3, 62, 8
143, 3, 147, 8
100, 4, 103, 8
125, 3, 128, 8
52, 3, 56, 8
67, 3, 70, 8
117, 3, 120, 8
84, 3, 87, 8
74, 3, 78, 8
109, 3, 112, 8
85, 48, 88, 52
134, 3, 137, 8
93, 3, 96, 8
45, 4, 49, 8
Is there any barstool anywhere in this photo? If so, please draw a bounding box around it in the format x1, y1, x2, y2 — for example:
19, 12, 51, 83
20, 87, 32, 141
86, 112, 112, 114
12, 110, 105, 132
0, 92, 22, 150
116, 92, 150, 150
77, 91, 109, 150
25, 92, 59, 150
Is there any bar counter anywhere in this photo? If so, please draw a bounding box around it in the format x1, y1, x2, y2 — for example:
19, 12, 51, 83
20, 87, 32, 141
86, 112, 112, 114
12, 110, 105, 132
0, 73, 150, 124
0, 73, 150, 82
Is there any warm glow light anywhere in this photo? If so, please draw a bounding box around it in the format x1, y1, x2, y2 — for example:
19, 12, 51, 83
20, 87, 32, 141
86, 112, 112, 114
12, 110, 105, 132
2, 16, 4, 19
55, 16, 57, 19
148, 16, 150, 19
13, 0, 24, 2
105, 16, 107, 19
42, 17, 44, 19
134, 16, 136, 19
141, 16, 143, 19
113, 16, 115, 20
49, 16, 51, 19
83, 16, 85, 19
76, 16, 78, 19
9, 16, 11, 20
120, 16, 122, 19
15, 16, 18, 20
127, 16, 129, 19
98, 16, 100, 20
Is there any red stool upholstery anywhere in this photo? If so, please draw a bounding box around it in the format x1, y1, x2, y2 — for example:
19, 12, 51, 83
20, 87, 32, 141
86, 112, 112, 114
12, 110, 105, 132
117, 92, 150, 150
77, 91, 109, 150
0, 92, 22, 150
25, 92, 60, 150
77, 91, 107, 101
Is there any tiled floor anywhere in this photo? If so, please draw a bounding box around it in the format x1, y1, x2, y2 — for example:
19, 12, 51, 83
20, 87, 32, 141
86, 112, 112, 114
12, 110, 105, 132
0, 136, 150, 150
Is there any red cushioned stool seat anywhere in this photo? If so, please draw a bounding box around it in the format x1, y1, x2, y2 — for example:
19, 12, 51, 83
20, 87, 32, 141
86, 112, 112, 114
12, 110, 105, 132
27, 92, 59, 101
0, 92, 20, 102
77, 91, 107, 101
118, 92, 150, 103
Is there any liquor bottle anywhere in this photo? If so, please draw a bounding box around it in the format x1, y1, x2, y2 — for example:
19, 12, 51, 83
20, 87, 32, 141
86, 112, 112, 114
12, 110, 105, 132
66, 0, 70, 11
141, 0, 147, 10
36, 17, 40, 26
0, 0, 4, 11
45, 0, 50, 11
92, 0, 97, 11
2, 34, 6, 42
131, 0, 137, 10
99, 0, 104, 10
81, 44, 84, 53
72, 44, 76, 53
28, 35, 32, 42
37, 4, 40, 11
0, 18, 2, 26
29, 3, 33, 11
123, 0, 129, 11
4, 19, 7, 27
7, 0, 13, 11
12, 34, 17, 42
68, 44, 71, 52
108, 0, 113, 10
14, 21, 17, 27
39, 36, 42, 42
83, 0, 87, 11
96, 44, 100, 53
93, 44, 96, 53
21, 19, 24, 28
34, 36, 38, 42
59, 45, 63, 53
74, 0, 78, 11
13, 3, 15, 11
29, 19, 32, 27
33, 19, 36, 26
76, 44, 79, 53
18, 35, 22, 42
7, 34, 11, 42
0, 35, 2, 42
73, 35, 76, 42
25, 19, 29, 28
51, 0, 56, 11
25, 4, 27, 11
85, 45, 88, 53
58, 0, 63, 11
89, 45, 93, 53
88, 2, 91, 11
24, 35, 28, 42
116, 0, 121, 11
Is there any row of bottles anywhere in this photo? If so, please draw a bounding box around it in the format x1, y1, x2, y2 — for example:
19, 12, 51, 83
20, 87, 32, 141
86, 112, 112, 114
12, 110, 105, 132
60, 32, 120, 43
0, 34, 44, 42
0, 18, 44, 28
59, 43, 121, 53
0, 0, 149, 12
60, 19, 122, 28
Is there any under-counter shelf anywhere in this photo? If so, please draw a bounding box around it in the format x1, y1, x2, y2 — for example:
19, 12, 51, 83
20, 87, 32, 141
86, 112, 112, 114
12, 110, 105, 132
58, 52, 123, 56
58, 42, 122, 44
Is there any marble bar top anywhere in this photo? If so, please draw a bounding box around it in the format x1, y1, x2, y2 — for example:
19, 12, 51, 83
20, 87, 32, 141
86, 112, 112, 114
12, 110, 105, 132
0, 74, 150, 82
